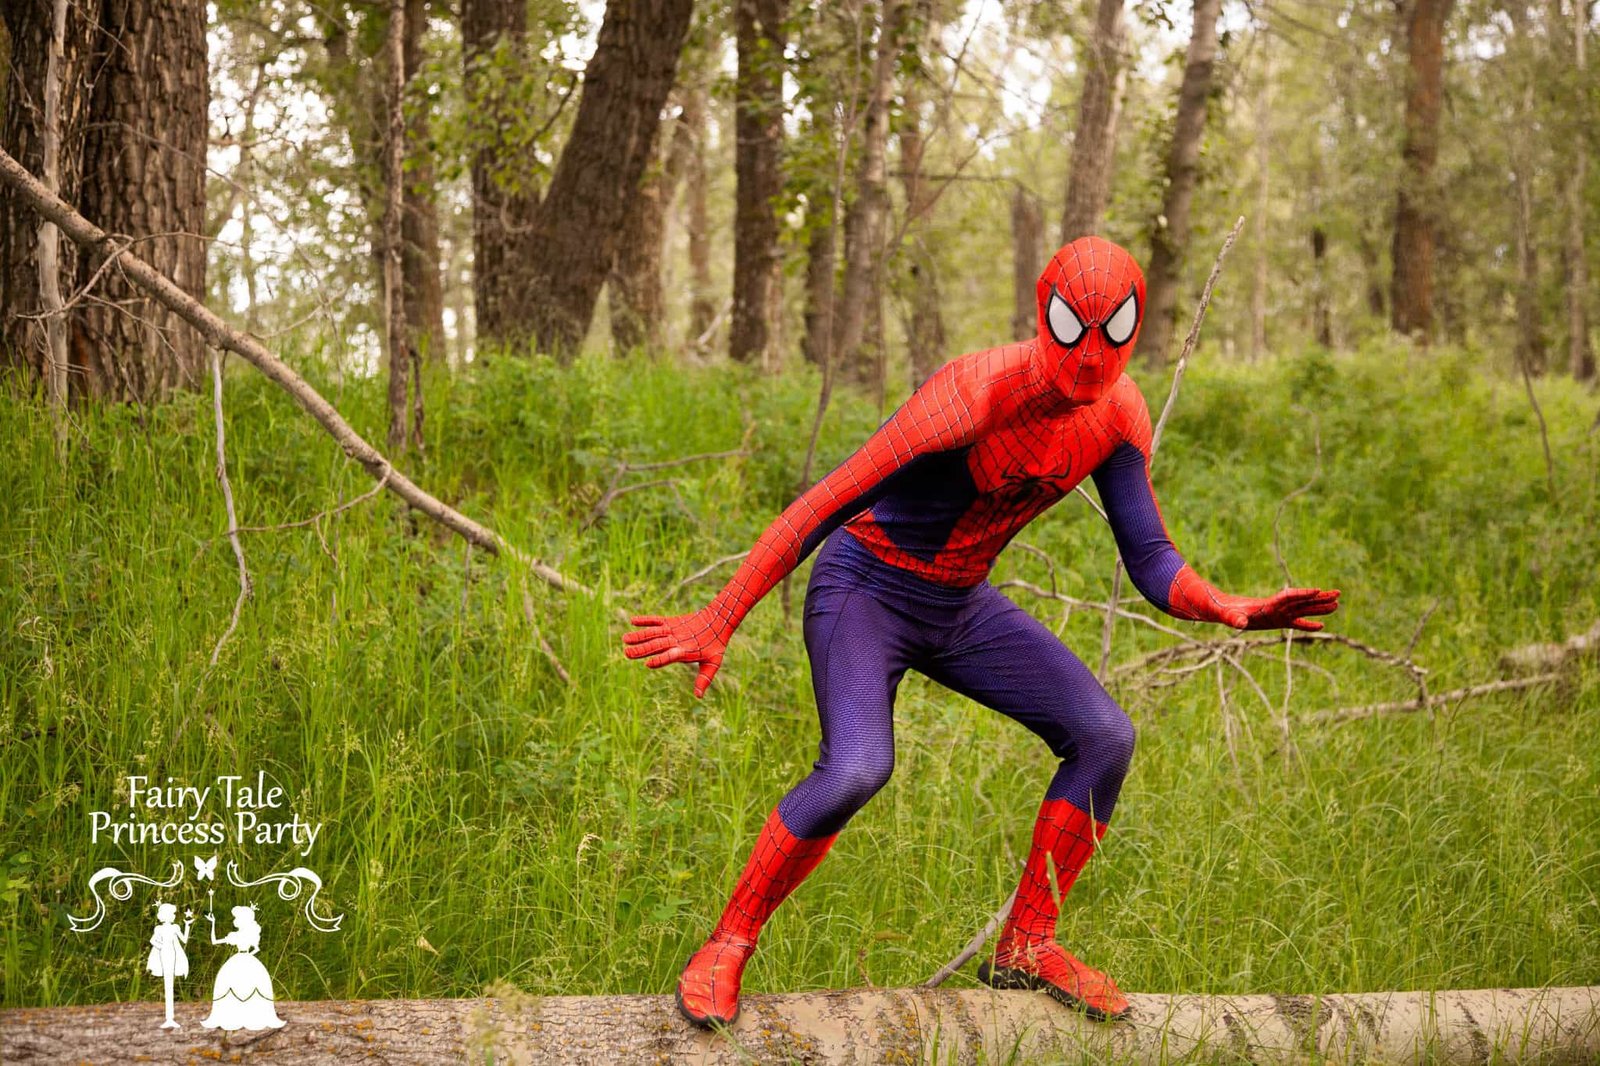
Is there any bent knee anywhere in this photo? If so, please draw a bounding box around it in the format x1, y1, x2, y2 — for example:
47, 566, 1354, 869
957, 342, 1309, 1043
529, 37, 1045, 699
1096, 707, 1136, 770
833, 758, 895, 810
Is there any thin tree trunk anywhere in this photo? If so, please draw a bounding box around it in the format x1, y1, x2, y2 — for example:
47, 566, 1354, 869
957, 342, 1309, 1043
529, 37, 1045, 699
683, 83, 715, 344
236, 66, 264, 332
1358, 231, 1387, 319
835, 0, 903, 388
461, 0, 539, 352
730, 0, 789, 364
610, 99, 692, 353
1250, 63, 1270, 362
384, 0, 411, 452
1508, 4, 1544, 374
1390, 0, 1456, 343
898, 12, 945, 388
1060, 0, 1128, 243
801, 203, 837, 367
1563, 0, 1593, 379
37, 0, 69, 410
1134, 0, 1222, 365
1011, 186, 1043, 341
402, 0, 445, 360
1512, 81, 1543, 374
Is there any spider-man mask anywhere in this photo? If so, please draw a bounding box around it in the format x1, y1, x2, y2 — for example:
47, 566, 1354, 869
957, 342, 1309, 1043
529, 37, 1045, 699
1034, 236, 1146, 405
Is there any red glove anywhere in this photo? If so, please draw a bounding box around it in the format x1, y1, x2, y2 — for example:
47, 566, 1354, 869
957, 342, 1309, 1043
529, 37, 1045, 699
622, 607, 734, 698
1167, 566, 1340, 631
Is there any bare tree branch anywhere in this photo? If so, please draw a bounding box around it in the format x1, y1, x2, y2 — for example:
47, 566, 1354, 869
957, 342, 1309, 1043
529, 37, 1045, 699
209, 352, 253, 666
0, 145, 590, 601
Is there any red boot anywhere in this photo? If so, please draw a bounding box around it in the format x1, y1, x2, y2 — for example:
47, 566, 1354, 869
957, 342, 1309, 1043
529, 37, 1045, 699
978, 798, 1131, 1021
676, 807, 837, 1028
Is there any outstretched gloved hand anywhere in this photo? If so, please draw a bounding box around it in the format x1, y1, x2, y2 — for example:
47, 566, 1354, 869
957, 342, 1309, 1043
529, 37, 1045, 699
1168, 567, 1341, 631
622, 607, 733, 698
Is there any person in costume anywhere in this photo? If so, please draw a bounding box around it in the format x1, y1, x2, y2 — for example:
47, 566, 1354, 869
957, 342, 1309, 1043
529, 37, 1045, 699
624, 236, 1340, 1027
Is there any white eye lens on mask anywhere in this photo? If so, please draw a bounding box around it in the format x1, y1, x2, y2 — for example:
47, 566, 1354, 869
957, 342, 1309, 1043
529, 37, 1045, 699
1046, 289, 1086, 347
1102, 289, 1139, 346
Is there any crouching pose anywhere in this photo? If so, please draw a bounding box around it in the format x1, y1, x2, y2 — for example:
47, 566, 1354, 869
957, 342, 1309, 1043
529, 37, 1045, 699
623, 237, 1339, 1027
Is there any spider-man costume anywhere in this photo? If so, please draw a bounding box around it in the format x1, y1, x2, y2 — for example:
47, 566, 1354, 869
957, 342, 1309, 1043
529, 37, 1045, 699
624, 237, 1339, 1027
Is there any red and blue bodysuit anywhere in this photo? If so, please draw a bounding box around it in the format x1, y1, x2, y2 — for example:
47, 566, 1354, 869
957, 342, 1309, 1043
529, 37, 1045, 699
624, 237, 1340, 1027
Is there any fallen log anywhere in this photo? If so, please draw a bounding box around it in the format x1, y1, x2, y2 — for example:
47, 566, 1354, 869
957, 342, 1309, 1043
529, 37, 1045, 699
1500, 619, 1600, 677
3, 986, 1597, 1064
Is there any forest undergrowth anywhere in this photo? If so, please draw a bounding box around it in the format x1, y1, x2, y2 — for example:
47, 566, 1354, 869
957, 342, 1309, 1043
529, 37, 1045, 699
2, 342, 1596, 1009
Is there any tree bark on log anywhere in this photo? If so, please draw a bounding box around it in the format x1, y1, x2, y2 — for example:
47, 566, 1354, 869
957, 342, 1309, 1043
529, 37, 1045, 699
0, 145, 585, 599
4, 987, 1598, 1064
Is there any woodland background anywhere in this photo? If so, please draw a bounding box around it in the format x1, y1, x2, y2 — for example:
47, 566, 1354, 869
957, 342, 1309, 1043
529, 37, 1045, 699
1, 0, 1597, 1020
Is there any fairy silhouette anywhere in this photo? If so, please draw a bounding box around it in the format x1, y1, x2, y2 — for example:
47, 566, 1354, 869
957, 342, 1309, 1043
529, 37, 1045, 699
146, 902, 193, 1029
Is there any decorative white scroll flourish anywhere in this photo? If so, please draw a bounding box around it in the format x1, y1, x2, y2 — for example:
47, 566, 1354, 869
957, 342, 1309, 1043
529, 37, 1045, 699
225, 861, 343, 932
68, 862, 185, 933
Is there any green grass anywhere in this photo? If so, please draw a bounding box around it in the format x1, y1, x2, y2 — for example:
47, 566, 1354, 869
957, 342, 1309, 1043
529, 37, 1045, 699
2, 343, 1597, 1019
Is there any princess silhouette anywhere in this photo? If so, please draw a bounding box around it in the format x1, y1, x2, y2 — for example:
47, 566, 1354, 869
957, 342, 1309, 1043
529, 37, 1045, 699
146, 902, 193, 1029
201, 903, 285, 1030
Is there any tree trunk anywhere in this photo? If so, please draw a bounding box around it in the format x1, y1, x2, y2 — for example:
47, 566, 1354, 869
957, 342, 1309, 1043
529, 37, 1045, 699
1562, 0, 1593, 380
1134, 0, 1222, 365
402, 0, 445, 361
38, 0, 70, 410
461, 0, 540, 352
1250, 62, 1270, 362
682, 82, 716, 344
610, 98, 692, 353
834, 0, 903, 388
730, 0, 789, 365
1060, 0, 1128, 243
384, 0, 411, 452
1511, 80, 1543, 375
1, 0, 93, 394
514, 0, 694, 357
5, 987, 1600, 1064
1011, 186, 1043, 341
898, 11, 945, 388
801, 202, 838, 367
0, 0, 206, 403
1389, 0, 1455, 343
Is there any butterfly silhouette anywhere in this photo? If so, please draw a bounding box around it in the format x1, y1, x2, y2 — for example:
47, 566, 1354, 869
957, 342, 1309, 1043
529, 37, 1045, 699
193, 854, 218, 882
